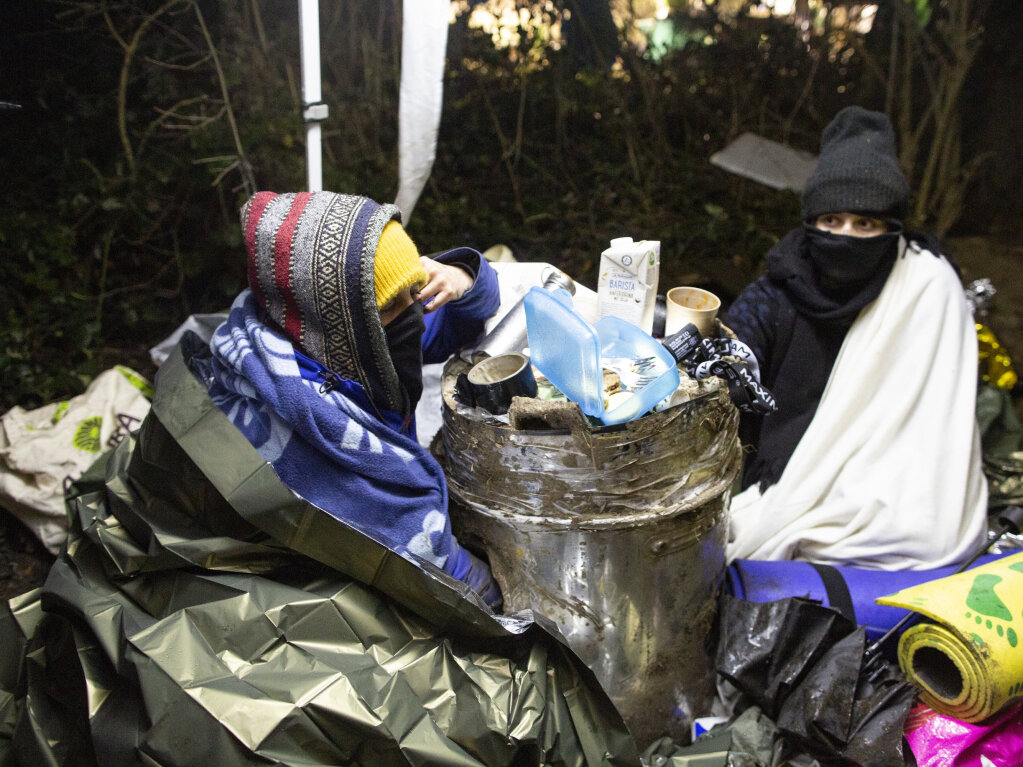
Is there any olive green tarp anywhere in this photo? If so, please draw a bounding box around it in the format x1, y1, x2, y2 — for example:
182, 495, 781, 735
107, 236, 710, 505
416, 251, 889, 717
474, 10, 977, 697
0, 343, 640, 766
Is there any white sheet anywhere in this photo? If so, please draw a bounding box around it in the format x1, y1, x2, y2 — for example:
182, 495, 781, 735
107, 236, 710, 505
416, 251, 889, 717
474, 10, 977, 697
727, 240, 988, 569
395, 0, 450, 222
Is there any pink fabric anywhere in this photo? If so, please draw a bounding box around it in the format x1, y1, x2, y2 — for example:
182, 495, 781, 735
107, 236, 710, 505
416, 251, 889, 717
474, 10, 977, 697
904, 701, 1023, 766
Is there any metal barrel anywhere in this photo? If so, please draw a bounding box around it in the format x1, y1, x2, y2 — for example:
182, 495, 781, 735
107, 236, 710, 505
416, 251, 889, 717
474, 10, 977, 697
473, 268, 576, 359
440, 366, 741, 747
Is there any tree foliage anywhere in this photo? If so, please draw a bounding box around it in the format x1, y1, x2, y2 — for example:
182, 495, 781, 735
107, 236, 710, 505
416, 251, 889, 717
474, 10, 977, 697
1, 0, 1018, 412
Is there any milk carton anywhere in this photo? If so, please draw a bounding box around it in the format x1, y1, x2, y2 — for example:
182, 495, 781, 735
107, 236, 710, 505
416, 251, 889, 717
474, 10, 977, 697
597, 237, 660, 334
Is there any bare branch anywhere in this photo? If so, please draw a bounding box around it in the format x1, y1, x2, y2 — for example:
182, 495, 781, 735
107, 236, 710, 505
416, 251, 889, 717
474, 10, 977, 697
144, 53, 212, 71
191, 1, 256, 196
113, 0, 190, 177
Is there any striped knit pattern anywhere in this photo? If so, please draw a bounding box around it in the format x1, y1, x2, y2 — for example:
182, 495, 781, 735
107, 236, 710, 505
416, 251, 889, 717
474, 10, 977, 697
240, 191, 406, 412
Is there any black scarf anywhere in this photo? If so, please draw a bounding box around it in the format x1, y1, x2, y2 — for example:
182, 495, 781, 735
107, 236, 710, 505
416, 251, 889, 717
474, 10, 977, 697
767, 225, 900, 323
383, 301, 425, 416
742, 227, 900, 491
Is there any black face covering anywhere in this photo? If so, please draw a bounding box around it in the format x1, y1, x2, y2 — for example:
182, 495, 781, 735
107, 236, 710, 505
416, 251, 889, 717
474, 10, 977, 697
384, 300, 425, 414
803, 225, 900, 292
766, 226, 901, 326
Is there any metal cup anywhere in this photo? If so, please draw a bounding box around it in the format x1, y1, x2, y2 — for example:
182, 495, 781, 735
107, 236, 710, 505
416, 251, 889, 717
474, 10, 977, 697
473, 268, 576, 359
665, 286, 720, 338
454, 352, 538, 415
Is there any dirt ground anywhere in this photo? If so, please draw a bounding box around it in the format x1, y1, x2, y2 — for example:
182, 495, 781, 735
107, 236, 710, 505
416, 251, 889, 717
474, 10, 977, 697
1, 236, 1020, 602
0, 509, 54, 601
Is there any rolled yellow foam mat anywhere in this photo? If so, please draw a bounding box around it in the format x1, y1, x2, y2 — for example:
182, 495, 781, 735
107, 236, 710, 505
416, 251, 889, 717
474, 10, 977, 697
876, 550, 1023, 723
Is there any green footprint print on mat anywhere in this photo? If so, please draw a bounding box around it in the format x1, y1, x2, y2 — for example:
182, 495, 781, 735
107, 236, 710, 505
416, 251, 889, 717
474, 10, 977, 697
965, 573, 1017, 648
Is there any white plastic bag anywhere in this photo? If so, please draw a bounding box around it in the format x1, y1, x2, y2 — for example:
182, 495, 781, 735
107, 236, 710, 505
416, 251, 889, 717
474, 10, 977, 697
149, 313, 226, 366
0, 366, 152, 554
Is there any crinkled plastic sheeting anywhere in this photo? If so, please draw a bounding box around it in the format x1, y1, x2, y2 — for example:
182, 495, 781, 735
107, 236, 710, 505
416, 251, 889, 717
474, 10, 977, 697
0, 344, 640, 767
716, 596, 915, 767
442, 364, 737, 521
904, 700, 1023, 766
440, 358, 742, 747
977, 382, 1023, 508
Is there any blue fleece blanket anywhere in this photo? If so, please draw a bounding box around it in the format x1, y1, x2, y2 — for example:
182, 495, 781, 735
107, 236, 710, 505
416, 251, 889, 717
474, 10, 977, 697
206, 290, 469, 577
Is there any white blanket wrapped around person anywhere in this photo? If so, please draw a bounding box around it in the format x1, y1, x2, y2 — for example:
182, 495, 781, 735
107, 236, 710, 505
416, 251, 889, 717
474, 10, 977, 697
727, 239, 988, 569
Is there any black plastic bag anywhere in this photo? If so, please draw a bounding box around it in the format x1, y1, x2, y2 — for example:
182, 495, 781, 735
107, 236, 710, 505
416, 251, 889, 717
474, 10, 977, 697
716, 595, 915, 767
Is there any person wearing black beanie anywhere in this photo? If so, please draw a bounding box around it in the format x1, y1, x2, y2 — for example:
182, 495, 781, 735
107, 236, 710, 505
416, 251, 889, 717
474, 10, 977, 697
727, 107, 913, 492
722, 107, 988, 569
802, 105, 910, 222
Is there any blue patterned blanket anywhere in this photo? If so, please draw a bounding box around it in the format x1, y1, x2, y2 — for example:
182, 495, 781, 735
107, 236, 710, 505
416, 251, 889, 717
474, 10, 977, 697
206, 290, 475, 580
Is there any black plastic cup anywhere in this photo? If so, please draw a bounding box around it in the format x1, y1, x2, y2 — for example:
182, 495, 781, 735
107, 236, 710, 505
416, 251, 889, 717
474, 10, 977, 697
454, 352, 538, 416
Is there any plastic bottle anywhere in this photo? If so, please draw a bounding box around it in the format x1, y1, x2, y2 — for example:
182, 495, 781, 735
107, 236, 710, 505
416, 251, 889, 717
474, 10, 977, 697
473, 268, 575, 358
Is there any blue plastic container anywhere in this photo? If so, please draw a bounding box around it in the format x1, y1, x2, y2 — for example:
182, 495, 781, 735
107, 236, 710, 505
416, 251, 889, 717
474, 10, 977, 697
523, 287, 680, 426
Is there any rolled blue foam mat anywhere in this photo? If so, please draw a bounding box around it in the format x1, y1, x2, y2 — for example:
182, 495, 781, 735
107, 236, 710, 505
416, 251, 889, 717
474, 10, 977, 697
725, 554, 1015, 646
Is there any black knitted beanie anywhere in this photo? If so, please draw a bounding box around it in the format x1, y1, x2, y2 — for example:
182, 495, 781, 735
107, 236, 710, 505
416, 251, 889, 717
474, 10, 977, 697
801, 106, 910, 221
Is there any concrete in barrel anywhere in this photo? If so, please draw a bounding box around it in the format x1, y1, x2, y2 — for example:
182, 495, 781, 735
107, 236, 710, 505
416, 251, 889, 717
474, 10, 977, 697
440, 363, 741, 747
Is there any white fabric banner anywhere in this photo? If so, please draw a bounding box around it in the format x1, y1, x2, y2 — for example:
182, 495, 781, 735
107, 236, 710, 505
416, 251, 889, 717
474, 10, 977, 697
395, 0, 450, 223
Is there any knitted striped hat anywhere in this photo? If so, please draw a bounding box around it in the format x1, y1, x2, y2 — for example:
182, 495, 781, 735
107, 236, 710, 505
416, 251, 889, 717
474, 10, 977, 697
240, 191, 426, 412
801, 106, 910, 222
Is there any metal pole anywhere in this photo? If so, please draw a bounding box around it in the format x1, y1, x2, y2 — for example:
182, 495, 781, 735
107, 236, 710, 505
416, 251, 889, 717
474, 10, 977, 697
298, 0, 327, 192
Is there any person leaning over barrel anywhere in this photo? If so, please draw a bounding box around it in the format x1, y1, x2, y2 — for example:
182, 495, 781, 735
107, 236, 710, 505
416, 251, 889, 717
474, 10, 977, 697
198, 191, 503, 608
723, 106, 988, 570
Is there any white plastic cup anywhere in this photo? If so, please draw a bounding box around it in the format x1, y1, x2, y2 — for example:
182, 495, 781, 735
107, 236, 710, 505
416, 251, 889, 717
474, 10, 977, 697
665, 286, 720, 338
